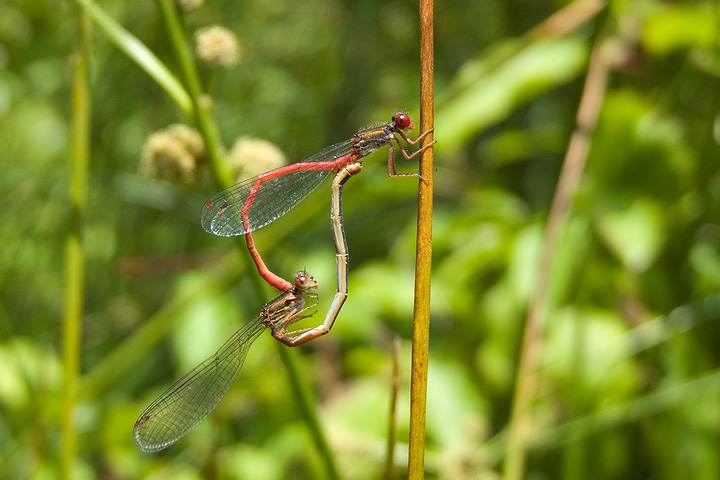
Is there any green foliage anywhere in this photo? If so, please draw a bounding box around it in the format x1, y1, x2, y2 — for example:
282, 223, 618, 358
1, 0, 720, 478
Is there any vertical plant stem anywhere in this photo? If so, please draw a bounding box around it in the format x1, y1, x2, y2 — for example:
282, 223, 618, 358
502, 37, 609, 480
276, 346, 341, 480
62, 10, 91, 480
408, 0, 435, 478
154, 0, 233, 187
384, 337, 401, 480
73, 0, 192, 116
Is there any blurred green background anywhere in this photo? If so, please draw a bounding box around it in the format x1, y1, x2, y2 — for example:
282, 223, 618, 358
2, 0, 720, 478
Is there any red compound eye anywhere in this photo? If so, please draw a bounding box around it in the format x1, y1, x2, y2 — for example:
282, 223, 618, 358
294, 271, 311, 290
393, 112, 414, 130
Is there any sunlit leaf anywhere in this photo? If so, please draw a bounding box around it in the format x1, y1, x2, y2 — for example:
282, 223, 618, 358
643, 3, 717, 55
596, 198, 666, 273
436, 37, 588, 148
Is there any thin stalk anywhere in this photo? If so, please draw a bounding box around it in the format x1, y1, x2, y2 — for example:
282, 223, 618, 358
502, 36, 609, 480
62, 10, 91, 480
73, 0, 192, 116
384, 337, 401, 480
276, 345, 341, 480
408, 0, 435, 478
154, 0, 233, 187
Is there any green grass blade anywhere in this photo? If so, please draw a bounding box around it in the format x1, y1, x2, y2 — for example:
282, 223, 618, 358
74, 0, 193, 117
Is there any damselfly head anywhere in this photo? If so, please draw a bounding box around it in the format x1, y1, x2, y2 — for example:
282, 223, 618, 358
293, 271, 318, 292
392, 112, 414, 131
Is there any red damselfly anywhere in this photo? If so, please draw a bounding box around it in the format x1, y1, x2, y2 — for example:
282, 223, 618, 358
201, 112, 434, 292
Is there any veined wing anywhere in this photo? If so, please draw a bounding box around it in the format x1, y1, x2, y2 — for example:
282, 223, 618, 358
133, 318, 266, 452
201, 139, 354, 236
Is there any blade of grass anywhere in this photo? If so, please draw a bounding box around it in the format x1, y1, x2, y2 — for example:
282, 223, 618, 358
408, 0, 435, 477
73, 0, 193, 117
62, 10, 92, 479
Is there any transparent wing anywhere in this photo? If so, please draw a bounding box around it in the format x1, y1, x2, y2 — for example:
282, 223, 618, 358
201, 139, 354, 236
133, 318, 266, 452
